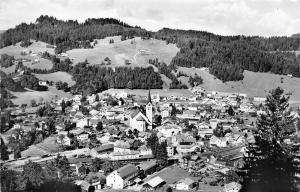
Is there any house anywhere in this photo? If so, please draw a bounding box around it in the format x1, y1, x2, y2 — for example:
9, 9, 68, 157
129, 110, 151, 132
91, 144, 114, 157
106, 164, 139, 189
210, 135, 227, 147
143, 176, 165, 190
175, 177, 196, 191
209, 119, 219, 129
138, 160, 157, 176
157, 124, 183, 137
224, 182, 242, 192
77, 132, 89, 142
161, 108, 170, 118
76, 117, 90, 128
57, 134, 71, 146
38, 80, 47, 86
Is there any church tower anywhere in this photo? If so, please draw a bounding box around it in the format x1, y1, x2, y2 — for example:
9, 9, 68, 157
146, 89, 153, 125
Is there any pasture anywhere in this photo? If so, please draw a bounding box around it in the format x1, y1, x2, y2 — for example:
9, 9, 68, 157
66, 36, 179, 67
35, 71, 76, 86
178, 67, 300, 102
0, 40, 54, 73
11, 86, 72, 106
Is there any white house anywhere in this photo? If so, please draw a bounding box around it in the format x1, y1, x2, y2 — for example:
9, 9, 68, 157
38, 80, 47, 86
57, 134, 71, 146
77, 132, 89, 142
106, 164, 139, 189
224, 182, 242, 192
175, 178, 196, 191
157, 124, 183, 137
209, 135, 227, 147
76, 117, 90, 128
161, 108, 170, 118
209, 119, 219, 129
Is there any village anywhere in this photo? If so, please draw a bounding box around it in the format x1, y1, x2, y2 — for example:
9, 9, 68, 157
1, 86, 299, 192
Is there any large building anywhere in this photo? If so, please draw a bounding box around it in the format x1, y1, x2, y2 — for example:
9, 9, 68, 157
106, 164, 139, 189
129, 90, 153, 131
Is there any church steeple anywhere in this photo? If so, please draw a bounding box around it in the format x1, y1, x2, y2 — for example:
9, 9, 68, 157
147, 89, 152, 104
146, 89, 153, 126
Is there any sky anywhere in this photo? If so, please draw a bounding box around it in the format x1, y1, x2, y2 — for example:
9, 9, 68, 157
0, 0, 300, 37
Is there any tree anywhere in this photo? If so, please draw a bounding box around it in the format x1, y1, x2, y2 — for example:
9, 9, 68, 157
46, 117, 56, 136
13, 145, 21, 159
170, 104, 176, 116
146, 133, 159, 157
61, 99, 66, 114
51, 154, 71, 179
90, 158, 103, 172
95, 94, 99, 102
22, 160, 45, 190
102, 161, 113, 175
0, 138, 9, 161
242, 87, 299, 192
30, 99, 37, 107
227, 106, 235, 116
96, 121, 103, 131
213, 124, 224, 137
1, 170, 18, 192
156, 141, 168, 167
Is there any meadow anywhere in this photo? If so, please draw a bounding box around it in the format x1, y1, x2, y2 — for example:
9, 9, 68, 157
0, 40, 54, 73
35, 71, 76, 86
66, 36, 179, 67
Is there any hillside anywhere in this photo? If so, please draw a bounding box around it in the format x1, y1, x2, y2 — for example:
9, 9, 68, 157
66, 36, 179, 67
178, 67, 300, 102
1, 15, 300, 83
0, 40, 54, 74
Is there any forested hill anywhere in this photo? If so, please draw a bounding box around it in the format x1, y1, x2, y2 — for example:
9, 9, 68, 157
155, 28, 300, 81
1, 15, 300, 82
0, 15, 150, 54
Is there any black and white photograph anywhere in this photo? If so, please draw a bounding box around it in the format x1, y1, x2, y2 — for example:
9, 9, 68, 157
0, 0, 300, 192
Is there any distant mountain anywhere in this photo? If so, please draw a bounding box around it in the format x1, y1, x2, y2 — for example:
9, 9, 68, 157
1, 15, 300, 82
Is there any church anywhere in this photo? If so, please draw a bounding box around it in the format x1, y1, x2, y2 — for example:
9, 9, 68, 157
129, 90, 153, 132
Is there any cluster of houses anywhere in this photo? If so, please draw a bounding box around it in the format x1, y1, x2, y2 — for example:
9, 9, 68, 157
3, 86, 300, 192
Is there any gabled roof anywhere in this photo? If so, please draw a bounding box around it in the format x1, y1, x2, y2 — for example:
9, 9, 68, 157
177, 177, 195, 186
130, 109, 141, 119
145, 176, 164, 188
138, 160, 157, 171
116, 164, 138, 179
94, 144, 114, 152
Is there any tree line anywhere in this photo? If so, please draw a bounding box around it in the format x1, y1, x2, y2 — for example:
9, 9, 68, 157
71, 62, 163, 95
155, 28, 300, 82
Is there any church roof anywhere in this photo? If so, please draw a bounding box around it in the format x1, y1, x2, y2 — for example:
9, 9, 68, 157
130, 109, 141, 118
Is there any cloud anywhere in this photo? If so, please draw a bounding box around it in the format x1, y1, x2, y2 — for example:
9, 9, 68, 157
0, 0, 299, 36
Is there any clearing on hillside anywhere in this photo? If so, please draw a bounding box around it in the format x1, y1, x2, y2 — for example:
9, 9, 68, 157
66, 36, 179, 67
11, 86, 72, 106
35, 72, 76, 86
0, 40, 54, 73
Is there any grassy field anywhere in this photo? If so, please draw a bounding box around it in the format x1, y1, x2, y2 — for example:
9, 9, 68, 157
35, 72, 76, 86
0, 40, 54, 73
178, 67, 300, 102
67, 36, 179, 67
11, 86, 72, 106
